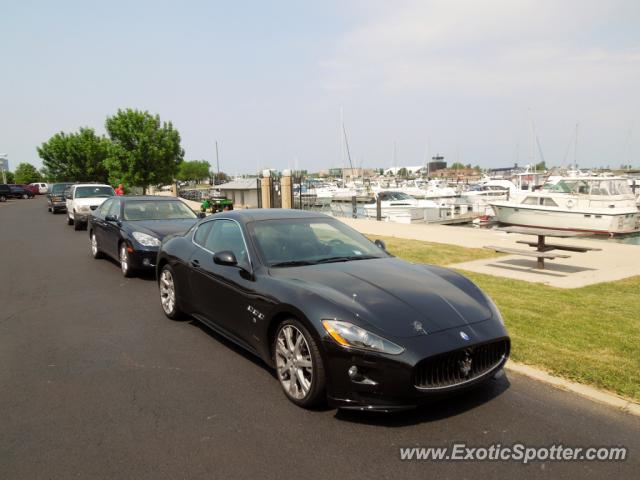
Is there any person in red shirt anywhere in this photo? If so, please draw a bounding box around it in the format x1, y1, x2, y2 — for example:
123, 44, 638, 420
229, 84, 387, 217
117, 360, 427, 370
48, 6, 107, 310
115, 184, 124, 196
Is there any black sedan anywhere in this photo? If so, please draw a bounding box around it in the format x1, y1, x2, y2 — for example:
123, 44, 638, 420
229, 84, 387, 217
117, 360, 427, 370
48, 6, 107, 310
156, 209, 510, 412
89, 196, 203, 277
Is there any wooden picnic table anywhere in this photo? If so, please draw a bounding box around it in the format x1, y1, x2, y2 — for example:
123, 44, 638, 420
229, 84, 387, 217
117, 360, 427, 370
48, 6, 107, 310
484, 226, 602, 269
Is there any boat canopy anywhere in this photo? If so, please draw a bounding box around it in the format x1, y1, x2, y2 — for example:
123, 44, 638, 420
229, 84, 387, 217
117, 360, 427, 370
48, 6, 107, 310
544, 178, 632, 196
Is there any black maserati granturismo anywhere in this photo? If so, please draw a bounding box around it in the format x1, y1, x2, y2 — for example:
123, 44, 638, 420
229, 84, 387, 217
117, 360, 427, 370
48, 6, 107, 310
89, 196, 203, 277
156, 209, 510, 411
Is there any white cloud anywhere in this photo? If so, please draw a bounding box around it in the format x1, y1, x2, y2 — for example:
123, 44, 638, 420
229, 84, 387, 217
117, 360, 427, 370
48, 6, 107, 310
321, 0, 640, 95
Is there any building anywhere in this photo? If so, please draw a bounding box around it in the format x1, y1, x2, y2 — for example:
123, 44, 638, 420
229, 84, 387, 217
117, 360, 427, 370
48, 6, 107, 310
217, 178, 260, 208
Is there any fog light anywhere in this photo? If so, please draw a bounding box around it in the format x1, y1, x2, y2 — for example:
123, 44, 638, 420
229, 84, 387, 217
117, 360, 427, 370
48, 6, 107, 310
142, 258, 151, 266
348, 366, 358, 378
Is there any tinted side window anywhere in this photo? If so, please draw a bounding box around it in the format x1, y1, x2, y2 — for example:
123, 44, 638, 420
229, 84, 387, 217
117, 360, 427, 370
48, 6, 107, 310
108, 200, 121, 218
193, 222, 214, 247
99, 199, 113, 215
204, 220, 249, 268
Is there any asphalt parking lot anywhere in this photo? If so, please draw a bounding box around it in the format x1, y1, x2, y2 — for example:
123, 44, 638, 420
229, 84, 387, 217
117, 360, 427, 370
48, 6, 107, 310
1, 197, 639, 479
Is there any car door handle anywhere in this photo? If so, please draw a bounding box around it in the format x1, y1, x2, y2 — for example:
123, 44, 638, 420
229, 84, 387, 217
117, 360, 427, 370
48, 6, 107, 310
191, 259, 200, 268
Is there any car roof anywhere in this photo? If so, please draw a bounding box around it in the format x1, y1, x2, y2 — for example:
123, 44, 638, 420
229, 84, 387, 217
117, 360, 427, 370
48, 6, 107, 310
117, 195, 187, 202
212, 208, 329, 224
73, 183, 113, 188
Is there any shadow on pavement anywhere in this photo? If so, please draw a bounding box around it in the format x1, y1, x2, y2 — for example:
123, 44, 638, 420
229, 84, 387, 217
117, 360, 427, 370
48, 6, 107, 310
334, 374, 511, 427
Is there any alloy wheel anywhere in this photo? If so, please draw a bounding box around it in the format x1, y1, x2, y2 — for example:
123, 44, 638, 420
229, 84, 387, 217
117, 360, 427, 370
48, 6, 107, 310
120, 245, 129, 275
159, 269, 176, 315
275, 325, 314, 400
91, 233, 99, 257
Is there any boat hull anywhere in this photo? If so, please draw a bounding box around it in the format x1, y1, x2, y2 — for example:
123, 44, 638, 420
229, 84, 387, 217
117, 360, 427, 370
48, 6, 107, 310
490, 203, 639, 234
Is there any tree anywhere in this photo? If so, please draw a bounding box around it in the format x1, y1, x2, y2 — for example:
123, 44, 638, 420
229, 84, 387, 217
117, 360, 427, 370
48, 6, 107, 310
2, 170, 15, 183
177, 160, 210, 182
37, 128, 110, 182
14, 162, 42, 184
105, 109, 184, 193
212, 171, 230, 184
450, 162, 466, 170
397, 167, 408, 178
534, 161, 547, 171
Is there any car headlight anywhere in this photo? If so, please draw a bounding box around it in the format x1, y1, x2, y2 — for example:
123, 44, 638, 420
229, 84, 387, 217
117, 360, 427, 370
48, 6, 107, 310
132, 232, 161, 247
77, 205, 90, 212
322, 319, 404, 355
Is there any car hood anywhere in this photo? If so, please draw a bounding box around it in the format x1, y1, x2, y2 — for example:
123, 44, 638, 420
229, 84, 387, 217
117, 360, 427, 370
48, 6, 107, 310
270, 258, 492, 338
74, 197, 110, 207
126, 219, 198, 240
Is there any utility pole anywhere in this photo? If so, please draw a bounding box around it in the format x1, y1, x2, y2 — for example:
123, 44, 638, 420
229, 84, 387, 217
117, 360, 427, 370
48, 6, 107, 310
215, 141, 220, 183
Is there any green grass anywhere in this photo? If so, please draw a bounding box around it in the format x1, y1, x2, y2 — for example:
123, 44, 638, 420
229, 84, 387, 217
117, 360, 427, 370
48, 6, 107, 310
371, 235, 640, 401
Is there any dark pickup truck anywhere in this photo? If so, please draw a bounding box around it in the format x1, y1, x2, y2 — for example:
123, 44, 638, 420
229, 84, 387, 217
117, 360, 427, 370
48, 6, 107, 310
0, 184, 10, 202
47, 182, 74, 213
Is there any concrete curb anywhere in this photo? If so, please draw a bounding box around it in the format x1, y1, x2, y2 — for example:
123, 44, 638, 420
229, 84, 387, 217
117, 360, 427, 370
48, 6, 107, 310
505, 361, 640, 417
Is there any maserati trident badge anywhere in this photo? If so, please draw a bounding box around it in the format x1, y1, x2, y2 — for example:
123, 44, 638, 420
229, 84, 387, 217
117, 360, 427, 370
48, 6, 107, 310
459, 352, 473, 377
459, 331, 470, 341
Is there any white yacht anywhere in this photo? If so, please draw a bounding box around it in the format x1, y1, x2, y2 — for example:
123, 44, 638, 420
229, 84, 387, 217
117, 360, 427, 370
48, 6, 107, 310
490, 177, 639, 234
362, 191, 472, 224
462, 179, 517, 216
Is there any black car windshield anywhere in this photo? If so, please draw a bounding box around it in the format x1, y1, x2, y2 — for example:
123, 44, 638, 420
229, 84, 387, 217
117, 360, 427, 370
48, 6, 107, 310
75, 186, 115, 198
51, 183, 70, 194
249, 218, 389, 267
123, 200, 197, 221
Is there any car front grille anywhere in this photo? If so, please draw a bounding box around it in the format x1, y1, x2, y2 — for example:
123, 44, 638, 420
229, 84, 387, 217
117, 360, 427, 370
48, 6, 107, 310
414, 339, 509, 390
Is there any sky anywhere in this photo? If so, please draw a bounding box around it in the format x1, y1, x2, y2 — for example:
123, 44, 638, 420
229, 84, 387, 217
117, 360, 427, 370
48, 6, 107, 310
1, 0, 639, 174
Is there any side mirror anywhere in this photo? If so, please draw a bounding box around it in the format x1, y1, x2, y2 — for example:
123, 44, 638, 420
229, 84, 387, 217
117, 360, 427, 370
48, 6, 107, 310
197, 212, 206, 219
374, 239, 387, 250
213, 250, 237, 266
105, 214, 118, 222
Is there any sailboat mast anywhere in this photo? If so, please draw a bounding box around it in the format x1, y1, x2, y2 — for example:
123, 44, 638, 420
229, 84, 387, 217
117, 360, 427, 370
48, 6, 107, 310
574, 123, 579, 170
340, 107, 345, 182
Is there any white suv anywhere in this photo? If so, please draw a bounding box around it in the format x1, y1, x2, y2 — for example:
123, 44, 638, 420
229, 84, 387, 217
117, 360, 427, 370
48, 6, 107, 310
30, 182, 49, 194
66, 184, 116, 230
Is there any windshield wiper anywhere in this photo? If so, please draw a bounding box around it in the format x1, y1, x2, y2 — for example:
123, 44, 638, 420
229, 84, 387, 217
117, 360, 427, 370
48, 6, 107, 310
314, 255, 380, 264
270, 260, 318, 267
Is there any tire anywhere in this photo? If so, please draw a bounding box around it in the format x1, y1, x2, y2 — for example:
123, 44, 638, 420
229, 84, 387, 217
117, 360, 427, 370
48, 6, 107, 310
67, 213, 73, 225
90, 232, 103, 259
0, 195, 6, 202
22, 194, 28, 199
74, 219, 85, 231
159, 264, 184, 320
274, 319, 326, 408
119, 243, 135, 278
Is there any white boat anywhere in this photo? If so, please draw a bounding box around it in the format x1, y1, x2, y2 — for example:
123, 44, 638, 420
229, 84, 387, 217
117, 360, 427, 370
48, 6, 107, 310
362, 191, 473, 224
490, 177, 639, 234
462, 179, 517, 215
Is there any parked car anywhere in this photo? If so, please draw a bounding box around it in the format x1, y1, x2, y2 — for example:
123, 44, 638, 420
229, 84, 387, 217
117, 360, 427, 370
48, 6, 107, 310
156, 209, 510, 411
17, 184, 39, 196
47, 182, 74, 213
8, 184, 35, 199
65, 184, 115, 230
30, 182, 49, 194
89, 196, 203, 277
0, 184, 11, 202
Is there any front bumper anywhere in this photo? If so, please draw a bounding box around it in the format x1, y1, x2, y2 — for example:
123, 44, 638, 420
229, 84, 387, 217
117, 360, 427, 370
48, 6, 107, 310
127, 247, 159, 270
322, 319, 509, 412
74, 212, 90, 223
50, 200, 66, 211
